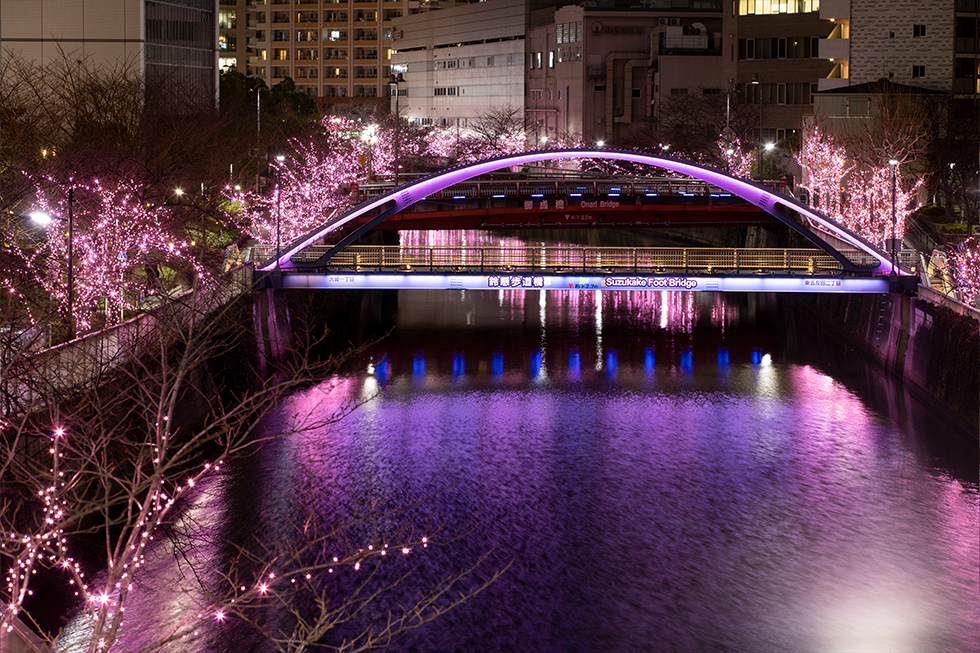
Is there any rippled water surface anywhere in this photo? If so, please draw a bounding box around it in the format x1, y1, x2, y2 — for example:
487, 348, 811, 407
264, 287, 978, 653
57, 279, 979, 652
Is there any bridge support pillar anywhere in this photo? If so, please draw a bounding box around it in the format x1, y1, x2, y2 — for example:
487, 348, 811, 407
253, 288, 293, 377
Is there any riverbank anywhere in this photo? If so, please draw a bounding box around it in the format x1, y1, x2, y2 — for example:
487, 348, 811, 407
790, 290, 979, 438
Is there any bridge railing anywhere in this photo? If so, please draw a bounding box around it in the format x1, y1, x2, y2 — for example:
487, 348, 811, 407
310, 245, 845, 275
352, 176, 772, 203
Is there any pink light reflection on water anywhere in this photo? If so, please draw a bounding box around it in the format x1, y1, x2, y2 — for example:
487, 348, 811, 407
398, 230, 747, 334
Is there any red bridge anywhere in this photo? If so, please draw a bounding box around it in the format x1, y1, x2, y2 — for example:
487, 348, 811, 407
350, 175, 783, 231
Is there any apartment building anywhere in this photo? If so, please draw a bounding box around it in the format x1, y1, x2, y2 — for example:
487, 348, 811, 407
1, 0, 219, 108
230, 0, 410, 110
817, 0, 979, 96
721, 0, 834, 145
527, 1, 724, 144
390, 0, 527, 128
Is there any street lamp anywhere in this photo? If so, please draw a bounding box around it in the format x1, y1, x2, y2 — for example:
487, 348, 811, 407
763, 141, 775, 180
29, 188, 75, 340
360, 124, 378, 181
388, 73, 404, 187
275, 154, 285, 270
888, 158, 900, 274
752, 74, 763, 181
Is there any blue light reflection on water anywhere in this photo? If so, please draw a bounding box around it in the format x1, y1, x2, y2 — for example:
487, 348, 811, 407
270, 288, 979, 653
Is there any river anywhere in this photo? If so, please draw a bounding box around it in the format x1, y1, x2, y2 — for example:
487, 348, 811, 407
57, 233, 979, 653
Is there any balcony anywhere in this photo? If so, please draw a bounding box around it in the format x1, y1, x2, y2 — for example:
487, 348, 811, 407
819, 37, 849, 61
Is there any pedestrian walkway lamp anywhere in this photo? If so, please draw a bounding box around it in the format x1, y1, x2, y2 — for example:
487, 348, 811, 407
752, 74, 763, 180
388, 73, 404, 187
275, 154, 285, 270
29, 188, 75, 339
888, 158, 900, 275
763, 142, 775, 180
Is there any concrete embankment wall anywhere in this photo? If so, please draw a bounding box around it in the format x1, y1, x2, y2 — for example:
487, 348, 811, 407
792, 290, 979, 438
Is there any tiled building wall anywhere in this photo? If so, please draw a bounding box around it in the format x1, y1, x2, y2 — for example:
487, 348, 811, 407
849, 0, 954, 91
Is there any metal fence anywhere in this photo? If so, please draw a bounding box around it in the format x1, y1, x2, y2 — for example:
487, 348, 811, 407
312, 245, 846, 274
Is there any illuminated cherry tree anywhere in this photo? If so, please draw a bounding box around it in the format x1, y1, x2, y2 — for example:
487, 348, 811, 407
1, 302, 497, 651
796, 125, 849, 219
26, 177, 190, 331
845, 163, 921, 246
797, 126, 921, 245
717, 134, 755, 180
948, 236, 980, 305
229, 116, 386, 246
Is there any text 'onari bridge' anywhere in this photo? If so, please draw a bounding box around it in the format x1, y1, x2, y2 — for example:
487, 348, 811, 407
256, 148, 919, 295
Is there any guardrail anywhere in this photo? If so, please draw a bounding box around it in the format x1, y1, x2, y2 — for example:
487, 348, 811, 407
351, 176, 784, 203
2, 265, 254, 420
284, 245, 849, 275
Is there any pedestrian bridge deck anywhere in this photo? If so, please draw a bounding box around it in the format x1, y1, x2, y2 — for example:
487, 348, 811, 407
283, 244, 915, 277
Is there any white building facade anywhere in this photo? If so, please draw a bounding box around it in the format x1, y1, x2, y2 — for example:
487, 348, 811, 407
390, 0, 527, 127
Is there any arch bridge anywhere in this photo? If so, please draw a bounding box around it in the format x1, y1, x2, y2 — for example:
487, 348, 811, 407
256, 148, 918, 295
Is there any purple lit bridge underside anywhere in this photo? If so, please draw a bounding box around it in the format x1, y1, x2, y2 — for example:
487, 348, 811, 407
260, 148, 911, 281
281, 274, 891, 294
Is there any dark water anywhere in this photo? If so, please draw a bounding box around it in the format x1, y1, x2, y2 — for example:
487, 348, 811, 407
60, 273, 980, 651
245, 287, 977, 653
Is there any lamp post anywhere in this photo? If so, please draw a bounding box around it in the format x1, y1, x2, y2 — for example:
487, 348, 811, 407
275, 154, 285, 270
360, 124, 378, 182
29, 188, 75, 340
752, 74, 763, 181
888, 158, 900, 274
388, 73, 404, 187
763, 141, 775, 181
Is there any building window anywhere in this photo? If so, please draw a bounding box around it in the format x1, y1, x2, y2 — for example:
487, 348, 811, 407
670, 88, 688, 95
912, 64, 925, 78
914, 24, 926, 38
219, 9, 236, 30
631, 88, 641, 98
537, 52, 543, 68
487, 56, 494, 66
703, 88, 721, 95
219, 57, 237, 71
739, 0, 819, 15
549, 51, 555, 68
594, 84, 605, 92
434, 87, 458, 96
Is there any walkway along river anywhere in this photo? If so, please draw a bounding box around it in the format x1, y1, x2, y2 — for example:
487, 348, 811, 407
59, 238, 979, 652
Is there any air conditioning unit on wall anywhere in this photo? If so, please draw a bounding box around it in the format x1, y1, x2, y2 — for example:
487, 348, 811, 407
669, 17, 680, 26
658, 17, 667, 25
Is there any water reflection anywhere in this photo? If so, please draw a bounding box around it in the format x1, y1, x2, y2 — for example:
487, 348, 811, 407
58, 233, 980, 653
